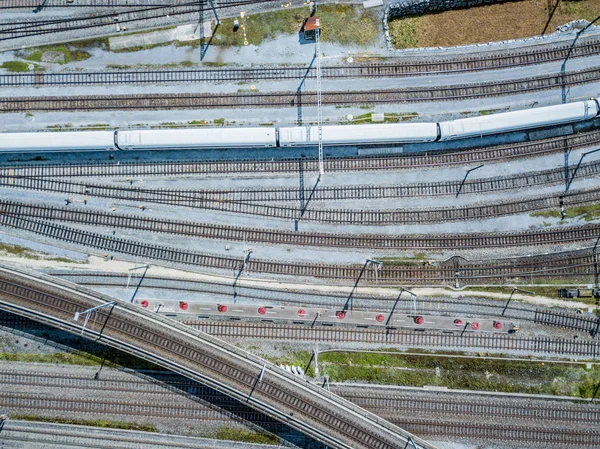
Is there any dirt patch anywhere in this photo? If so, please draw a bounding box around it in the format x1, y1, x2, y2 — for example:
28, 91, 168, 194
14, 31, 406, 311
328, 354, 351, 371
389, 0, 600, 48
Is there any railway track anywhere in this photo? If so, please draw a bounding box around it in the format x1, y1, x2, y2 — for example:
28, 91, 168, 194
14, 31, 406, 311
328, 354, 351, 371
2, 66, 599, 112
3, 36, 600, 86
0, 0, 270, 41
403, 419, 599, 447
2, 366, 599, 447
6, 155, 598, 203
187, 322, 600, 357
4, 367, 598, 425
1, 420, 275, 449
0, 0, 185, 7
2, 177, 599, 224
535, 309, 600, 335
2, 129, 597, 177
0, 212, 596, 285
38, 272, 561, 327
2, 198, 600, 251
0, 264, 437, 449
334, 387, 600, 424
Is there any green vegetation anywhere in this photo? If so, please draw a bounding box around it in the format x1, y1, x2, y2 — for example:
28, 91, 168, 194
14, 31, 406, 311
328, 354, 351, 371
25, 45, 91, 64
0, 352, 104, 366
0, 242, 86, 263
378, 252, 433, 266
215, 427, 279, 445
461, 284, 598, 305
318, 351, 600, 397
561, 0, 600, 21
113, 41, 172, 53
69, 37, 109, 49
387, 16, 421, 49
206, 4, 378, 47
78, 123, 111, 131
531, 203, 600, 222
1, 61, 32, 72
201, 61, 232, 67
260, 349, 315, 376
213, 118, 225, 125
479, 108, 502, 116
10, 414, 157, 432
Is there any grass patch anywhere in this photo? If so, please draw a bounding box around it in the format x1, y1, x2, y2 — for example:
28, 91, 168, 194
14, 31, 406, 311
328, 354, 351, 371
10, 414, 157, 432
213, 118, 225, 125
69, 37, 109, 49
0, 242, 86, 263
388, 16, 421, 49
112, 41, 171, 53
319, 351, 600, 397
201, 61, 233, 67
78, 123, 111, 131
461, 284, 598, 305
388, 0, 600, 48
378, 252, 432, 266
260, 350, 314, 376
208, 4, 378, 47
530, 203, 600, 222
215, 427, 279, 445
1, 61, 32, 72
25, 45, 90, 64
0, 352, 104, 366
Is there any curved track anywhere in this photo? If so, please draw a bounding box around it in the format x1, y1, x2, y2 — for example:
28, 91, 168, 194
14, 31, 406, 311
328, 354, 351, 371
0, 211, 595, 285
0, 264, 437, 449
4, 154, 600, 202
1, 366, 599, 448
1, 198, 600, 251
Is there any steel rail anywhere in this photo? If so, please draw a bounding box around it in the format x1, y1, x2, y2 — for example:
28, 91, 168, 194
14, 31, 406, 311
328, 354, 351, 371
0, 264, 439, 449
2, 38, 600, 86
1, 66, 599, 112
1, 369, 598, 447
1, 176, 598, 224
0, 0, 274, 40
6, 155, 596, 202
1, 198, 600, 251
187, 321, 600, 357
0, 212, 595, 285
2, 129, 597, 177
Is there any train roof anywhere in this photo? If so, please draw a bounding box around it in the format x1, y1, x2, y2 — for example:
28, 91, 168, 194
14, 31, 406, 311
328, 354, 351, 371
0, 131, 115, 151
118, 127, 276, 148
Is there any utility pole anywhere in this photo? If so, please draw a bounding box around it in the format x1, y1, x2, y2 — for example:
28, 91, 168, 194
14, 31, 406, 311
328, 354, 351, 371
73, 302, 116, 335
315, 26, 324, 177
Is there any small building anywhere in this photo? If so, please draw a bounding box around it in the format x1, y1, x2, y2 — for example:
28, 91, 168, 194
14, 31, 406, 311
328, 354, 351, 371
302, 17, 320, 41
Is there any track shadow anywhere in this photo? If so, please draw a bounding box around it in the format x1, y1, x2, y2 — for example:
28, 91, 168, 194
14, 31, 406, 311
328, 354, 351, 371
0, 309, 326, 449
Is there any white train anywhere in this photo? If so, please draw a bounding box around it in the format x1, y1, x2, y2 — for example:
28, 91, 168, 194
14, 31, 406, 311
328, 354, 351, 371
0, 100, 597, 153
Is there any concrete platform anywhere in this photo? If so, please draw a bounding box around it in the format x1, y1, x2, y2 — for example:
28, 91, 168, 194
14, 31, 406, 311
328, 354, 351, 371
109, 22, 213, 51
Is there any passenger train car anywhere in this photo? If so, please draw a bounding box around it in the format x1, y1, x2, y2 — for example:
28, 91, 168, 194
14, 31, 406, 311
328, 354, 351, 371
0, 100, 597, 153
